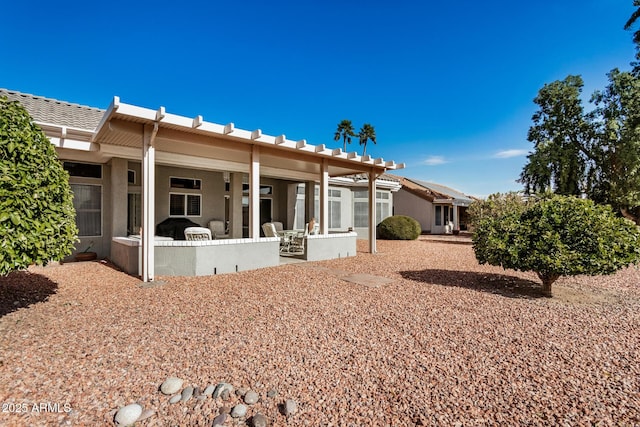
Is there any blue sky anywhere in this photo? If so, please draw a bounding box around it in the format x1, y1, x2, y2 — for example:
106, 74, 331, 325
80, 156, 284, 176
1, 0, 636, 197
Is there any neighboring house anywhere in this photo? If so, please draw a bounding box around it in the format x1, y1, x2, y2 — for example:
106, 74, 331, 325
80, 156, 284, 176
390, 175, 475, 234
1, 89, 404, 281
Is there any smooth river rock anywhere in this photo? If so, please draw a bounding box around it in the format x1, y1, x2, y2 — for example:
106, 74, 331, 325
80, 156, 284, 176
181, 386, 194, 402
114, 403, 143, 426
231, 404, 248, 418
160, 377, 184, 395
212, 413, 227, 426
284, 399, 297, 416
213, 382, 234, 398
252, 412, 269, 427
244, 390, 259, 405
203, 384, 215, 396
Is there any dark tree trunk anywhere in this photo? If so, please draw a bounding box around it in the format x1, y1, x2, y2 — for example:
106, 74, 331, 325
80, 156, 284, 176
537, 273, 560, 297
621, 207, 640, 225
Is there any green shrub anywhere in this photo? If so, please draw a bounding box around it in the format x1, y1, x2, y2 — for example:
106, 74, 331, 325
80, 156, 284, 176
377, 215, 421, 240
0, 97, 78, 275
468, 192, 529, 229
472, 193, 640, 296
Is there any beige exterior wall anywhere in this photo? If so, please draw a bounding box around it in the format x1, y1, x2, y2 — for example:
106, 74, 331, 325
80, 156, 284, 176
393, 188, 432, 233
154, 165, 226, 227
128, 163, 292, 235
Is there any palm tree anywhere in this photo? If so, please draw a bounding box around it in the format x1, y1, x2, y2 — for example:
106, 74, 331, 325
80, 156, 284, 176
334, 119, 355, 152
358, 123, 376, 157
625, 1, 640, 45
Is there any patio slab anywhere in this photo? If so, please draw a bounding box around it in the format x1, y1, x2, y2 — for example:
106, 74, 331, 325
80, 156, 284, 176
297, 265, 394, 288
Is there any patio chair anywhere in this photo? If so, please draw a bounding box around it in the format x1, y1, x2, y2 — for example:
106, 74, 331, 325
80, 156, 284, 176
261, 223, 274, 237
289, 223, 309, 253
208, 220, 229, 239
272, 221, 284, 233
263, 223, 293, 252
184, 227, 212, 240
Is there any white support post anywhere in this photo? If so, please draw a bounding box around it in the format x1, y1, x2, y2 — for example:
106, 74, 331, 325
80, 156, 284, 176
453, 204, 459, 231
249, 145, 260, 238
319, 159, 329, 235
368, 169, 377, 253
141, 123, 158, 282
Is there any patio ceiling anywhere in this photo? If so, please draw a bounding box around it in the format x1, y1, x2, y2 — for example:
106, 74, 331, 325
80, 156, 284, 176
92, 97, 404, 181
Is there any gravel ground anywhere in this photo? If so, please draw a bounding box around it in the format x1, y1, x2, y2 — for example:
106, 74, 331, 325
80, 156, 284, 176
0, 239, 639, 426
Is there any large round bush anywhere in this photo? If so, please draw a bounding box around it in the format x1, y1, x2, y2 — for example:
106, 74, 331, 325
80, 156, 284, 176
472, 193, 640, 296
0, 97, 78, 274
377, 215, 421, 240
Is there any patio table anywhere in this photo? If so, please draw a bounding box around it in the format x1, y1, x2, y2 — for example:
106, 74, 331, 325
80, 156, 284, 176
279, 230, 301, 253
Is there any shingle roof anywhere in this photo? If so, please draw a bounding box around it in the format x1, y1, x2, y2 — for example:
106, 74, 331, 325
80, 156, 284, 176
0, 89, 104, 131
406, 178, 474, 203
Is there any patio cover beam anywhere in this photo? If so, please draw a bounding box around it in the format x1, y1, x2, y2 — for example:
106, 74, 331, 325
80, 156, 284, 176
93, 98, 405, 176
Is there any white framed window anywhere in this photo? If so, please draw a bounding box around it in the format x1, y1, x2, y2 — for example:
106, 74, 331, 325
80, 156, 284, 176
128, 170, 136, 185
294, 184, 319, 229
294, 185, 342, 229
376, 191, 391, 224
243, 184, 273, 195
70, 184, 102, 236
353, 190, 392, 226
328, 189, 341, 228
170, 176, 202, 190
353, 190, 368, 227
127, 192, 141, 235
64, 162, 102, 179
169, 193, 201, 217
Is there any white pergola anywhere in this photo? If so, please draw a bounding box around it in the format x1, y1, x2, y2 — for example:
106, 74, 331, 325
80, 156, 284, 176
91, 97, 404, 282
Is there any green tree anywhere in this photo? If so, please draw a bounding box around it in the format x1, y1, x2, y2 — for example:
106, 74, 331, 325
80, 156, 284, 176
0, 97, 78, 275
333, 119, 355, 152
519, 71, 640, 224
468, 192, 529, 228
519, 75, 596, 196
472, 193, 640, 296
590, 68, 640, 224
625, 1, 640, 47
358, 123, 376, 157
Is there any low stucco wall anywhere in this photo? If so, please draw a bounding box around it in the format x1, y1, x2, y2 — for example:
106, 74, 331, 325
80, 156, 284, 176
304, 232, 357, 261
110, 238, 139, 274
111, 237, 280, 276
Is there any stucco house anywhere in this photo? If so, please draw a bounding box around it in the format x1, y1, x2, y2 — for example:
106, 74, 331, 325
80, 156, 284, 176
390, 175, 474, 234
1, 89, 404, 282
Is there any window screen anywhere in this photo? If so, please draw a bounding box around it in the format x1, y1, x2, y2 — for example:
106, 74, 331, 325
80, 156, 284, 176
70, 184, 101, 236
